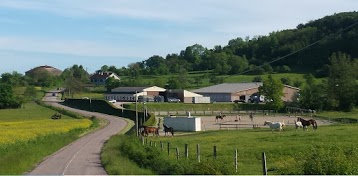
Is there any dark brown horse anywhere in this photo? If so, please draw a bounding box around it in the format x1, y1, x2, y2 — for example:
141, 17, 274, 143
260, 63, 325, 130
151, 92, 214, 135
297, 117, 317, 131
163, 124, 174, 137
215, 115, 226, 122
141, 125, 159, 137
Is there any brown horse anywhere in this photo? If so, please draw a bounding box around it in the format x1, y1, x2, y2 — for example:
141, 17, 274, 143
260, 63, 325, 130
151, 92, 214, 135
141, 125, 159, 137
297, 117, 317, 131
215, 115, 226, 122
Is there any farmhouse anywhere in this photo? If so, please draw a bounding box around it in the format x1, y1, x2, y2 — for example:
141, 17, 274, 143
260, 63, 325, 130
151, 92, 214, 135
192, 82, 300, 103
90, 70, 120, 85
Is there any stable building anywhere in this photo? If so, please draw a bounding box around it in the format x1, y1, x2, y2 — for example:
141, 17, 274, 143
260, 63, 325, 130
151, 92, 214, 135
105, 86, 166, 102
192, 82, 300, 103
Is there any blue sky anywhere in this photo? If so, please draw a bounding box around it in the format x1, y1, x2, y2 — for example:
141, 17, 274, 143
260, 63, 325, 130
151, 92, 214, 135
0, 0, 357, 75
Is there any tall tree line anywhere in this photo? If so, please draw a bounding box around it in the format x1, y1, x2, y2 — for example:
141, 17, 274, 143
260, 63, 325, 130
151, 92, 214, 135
105, 12, 358, 77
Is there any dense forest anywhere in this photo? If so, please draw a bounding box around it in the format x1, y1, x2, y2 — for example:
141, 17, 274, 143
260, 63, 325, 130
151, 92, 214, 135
101, 12, 358, 78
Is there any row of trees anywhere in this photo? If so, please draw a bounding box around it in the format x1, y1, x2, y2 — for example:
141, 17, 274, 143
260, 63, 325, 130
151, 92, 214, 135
100, 12, 358, 78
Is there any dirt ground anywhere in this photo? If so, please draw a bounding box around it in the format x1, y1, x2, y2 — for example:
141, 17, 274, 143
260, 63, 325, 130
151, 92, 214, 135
199, 114, 332, 131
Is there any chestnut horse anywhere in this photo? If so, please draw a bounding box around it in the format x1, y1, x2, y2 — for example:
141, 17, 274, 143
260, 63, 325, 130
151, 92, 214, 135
141, 125, 159, 137
297, 117, 317, 131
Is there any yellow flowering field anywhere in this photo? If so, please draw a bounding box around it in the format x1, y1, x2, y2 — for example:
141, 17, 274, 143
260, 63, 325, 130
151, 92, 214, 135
0, 119, 92, 146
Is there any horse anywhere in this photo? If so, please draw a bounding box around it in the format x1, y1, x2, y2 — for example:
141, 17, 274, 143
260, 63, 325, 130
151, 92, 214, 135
294, 120, 303, 130
249, 112, 254, 122
297, 117, 317, 131
215, 115, 226, 122
263, 121, 285, 133
163, 124, 174, 137
140, 125, 159, 137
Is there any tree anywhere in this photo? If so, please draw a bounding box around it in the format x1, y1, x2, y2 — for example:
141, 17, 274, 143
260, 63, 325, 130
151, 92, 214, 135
105, 77, 121, 91
299, 81, 327, 110
23, 86, 38, 102
0, 83, 20, 109
64, 77, 84, 98
259, 75, 284, 111
153, 77, 167, 88
326, 52, 357, 111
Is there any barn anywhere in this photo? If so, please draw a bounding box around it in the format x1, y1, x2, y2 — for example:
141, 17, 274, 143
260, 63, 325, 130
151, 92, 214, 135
192, 82, 300, 103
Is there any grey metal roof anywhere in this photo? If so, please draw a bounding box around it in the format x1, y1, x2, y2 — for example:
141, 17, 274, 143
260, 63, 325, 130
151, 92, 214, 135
111, 87, 149, 93
192, 82, 263, 93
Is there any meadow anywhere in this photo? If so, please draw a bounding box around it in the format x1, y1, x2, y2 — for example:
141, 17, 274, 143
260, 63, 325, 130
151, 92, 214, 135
0, 102, 94, 174
105, 123, 358, 175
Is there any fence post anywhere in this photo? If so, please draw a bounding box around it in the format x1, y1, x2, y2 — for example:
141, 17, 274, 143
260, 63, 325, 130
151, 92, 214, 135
150, 141, 152, 147
145, 138, 148, 145
197, 144, 201, 163
213, 146, 217, 159
235, 149, 238, 173
160, 141, 164, 151
167, 143, 170, 156
141, 137, 145, 145
176, 148, 180, 160
185, 144, 189, 159
262, 152, 267, 175
154, 142, 157, 147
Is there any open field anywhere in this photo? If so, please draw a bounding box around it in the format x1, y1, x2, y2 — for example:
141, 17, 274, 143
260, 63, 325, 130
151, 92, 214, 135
0, 102, 93, 174
142, 123, 358, 175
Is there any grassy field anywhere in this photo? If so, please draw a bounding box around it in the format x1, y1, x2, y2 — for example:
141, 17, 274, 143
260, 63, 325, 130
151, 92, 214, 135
129, 125, 358, 175
0, 102, 94, 174
317, 108, 358, 121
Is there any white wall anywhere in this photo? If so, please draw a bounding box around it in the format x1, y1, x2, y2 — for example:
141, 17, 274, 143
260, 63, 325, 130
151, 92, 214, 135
164, 116, 201, 131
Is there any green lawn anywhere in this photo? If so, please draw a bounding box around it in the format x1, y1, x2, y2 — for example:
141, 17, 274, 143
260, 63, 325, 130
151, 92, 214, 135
143, 124, 358, 175
108, 124, 358, 175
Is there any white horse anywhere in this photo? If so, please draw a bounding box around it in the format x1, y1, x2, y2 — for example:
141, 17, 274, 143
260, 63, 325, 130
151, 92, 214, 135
294, 120, 303, 130
264, 121, 285, 133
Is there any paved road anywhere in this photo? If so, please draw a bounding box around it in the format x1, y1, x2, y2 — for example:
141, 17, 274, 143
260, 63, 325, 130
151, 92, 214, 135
29, 92, 128, 175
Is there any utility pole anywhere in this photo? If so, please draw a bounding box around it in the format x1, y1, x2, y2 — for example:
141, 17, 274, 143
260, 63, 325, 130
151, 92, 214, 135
135, 91, 138, 136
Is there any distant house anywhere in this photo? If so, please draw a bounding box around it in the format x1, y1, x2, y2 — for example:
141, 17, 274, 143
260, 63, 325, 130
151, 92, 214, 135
25, 65, 62, 77
192, 82, 300, 103
90, 71, 120, 85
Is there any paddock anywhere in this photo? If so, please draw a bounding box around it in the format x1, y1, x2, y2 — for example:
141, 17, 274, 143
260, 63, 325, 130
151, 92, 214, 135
199, 114, 331, 131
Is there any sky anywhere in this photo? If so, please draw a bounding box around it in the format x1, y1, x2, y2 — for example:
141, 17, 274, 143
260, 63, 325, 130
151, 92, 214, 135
0, 0, 357, 75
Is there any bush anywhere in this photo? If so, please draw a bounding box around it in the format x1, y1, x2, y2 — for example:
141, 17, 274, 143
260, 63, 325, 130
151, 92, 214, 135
302, 145, 358, 175
117, 135, 235, 175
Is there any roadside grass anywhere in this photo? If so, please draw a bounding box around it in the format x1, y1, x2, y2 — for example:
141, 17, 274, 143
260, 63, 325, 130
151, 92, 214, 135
112, 123, 358, 175
0, 102, 95, 174
101, 119, 155, 175
101, 135, 154, 175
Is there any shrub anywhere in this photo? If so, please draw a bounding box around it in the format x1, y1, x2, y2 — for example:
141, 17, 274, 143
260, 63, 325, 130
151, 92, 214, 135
302, 145, 358, 175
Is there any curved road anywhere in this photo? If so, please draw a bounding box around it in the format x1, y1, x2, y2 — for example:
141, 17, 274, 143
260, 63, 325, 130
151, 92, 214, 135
28, 92, 128, 175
